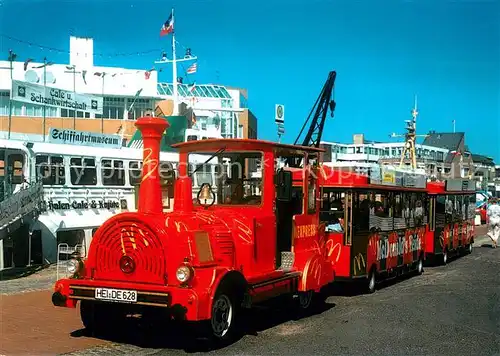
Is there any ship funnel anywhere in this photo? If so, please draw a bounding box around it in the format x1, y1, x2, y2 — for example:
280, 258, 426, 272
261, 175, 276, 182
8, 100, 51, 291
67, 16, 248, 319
135, 116, 169, 215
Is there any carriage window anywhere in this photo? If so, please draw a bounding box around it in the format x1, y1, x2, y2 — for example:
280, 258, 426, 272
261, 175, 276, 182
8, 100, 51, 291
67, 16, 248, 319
368, 191, 393, 232
102, 159, 125, 186
467, 195, 476, 220
354, 191, 370, 231
445, 195, 454, 223
190, 151, 262, 205
36, 155, 66, 185
414, 193, 426, 226
320, 190, 345, 231
436, 195, 446, 228
393, 192, 407, 230
454, 195, 463, 221
129, 161, 143, 186
70, 157, 97, 185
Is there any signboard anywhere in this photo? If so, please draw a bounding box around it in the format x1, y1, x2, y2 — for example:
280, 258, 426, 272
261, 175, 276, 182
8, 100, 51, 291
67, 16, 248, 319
446, 179, 475, 192
11, 80, 103, 115
275, 104, 285, 124
370, 167, 426, 189
45, 198, 128, 211
49, 128, 122, 149
277, 125, 285, 134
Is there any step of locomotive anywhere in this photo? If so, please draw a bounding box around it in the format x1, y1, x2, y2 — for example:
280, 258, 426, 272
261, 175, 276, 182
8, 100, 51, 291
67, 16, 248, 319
278, 251, 295, 272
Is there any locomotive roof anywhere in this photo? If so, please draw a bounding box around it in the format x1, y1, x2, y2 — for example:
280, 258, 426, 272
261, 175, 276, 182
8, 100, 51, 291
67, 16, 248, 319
172, 138, 325, 155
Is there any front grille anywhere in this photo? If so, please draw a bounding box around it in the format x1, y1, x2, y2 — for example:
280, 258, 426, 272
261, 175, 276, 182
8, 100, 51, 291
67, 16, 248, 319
92, 219, 166, 284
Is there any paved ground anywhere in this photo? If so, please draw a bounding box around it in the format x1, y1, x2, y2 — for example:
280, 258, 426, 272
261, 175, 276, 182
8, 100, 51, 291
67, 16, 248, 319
1, 227, 498, 356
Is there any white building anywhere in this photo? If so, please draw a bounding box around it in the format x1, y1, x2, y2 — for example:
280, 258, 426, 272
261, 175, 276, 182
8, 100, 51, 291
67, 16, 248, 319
0, 36, 248, 141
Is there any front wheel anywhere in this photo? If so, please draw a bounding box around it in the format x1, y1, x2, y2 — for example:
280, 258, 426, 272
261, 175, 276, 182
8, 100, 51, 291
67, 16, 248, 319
467, 243, 473, 254
80, 301, 125, 333
204, 288, 242, 345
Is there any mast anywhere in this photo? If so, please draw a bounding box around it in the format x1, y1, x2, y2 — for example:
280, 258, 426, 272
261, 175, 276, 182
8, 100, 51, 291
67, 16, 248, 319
171, 8, 178, 115
154, 8, 197, 117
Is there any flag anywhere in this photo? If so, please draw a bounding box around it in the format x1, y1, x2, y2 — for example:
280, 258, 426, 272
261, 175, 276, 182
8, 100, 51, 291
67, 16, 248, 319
82, 70, 87, 84
187, 62, 197, 74
188, 82, 196, 93
145, 71, 151, 80
94, 72, 105, 77
160, 11, 174, 36
23, 59, 33, 71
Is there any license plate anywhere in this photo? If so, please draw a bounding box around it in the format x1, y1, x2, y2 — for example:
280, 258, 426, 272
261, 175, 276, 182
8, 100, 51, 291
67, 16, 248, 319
95, 288, 137, 303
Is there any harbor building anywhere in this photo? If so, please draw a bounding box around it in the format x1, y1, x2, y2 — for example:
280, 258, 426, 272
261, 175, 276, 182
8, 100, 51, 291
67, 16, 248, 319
0, 36, 255, 144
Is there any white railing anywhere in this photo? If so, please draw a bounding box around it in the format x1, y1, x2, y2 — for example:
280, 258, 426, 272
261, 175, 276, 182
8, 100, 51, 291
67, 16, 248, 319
56, 243, 86, 280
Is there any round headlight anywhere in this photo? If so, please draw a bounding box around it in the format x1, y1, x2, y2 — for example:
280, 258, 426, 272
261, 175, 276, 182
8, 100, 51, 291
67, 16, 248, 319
67, 259, 79, 274
176, 265, 191, 283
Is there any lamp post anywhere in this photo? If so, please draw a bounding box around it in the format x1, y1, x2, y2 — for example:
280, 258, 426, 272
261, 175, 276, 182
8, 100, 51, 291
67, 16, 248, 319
64, 65, 81, 130
34, 57, 54, 141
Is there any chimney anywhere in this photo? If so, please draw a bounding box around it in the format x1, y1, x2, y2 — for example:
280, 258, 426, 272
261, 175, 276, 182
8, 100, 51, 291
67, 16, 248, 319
135, 116, 169, 214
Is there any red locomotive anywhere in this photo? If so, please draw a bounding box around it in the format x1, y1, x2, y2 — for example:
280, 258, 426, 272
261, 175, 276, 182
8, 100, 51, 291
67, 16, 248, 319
52, 116, 335, 342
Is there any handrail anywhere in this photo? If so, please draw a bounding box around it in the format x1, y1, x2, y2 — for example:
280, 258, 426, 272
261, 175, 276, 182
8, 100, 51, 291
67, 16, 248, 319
0, 180, 44, 230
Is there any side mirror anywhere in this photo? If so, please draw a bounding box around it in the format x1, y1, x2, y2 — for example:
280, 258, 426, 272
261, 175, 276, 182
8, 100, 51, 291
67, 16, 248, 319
276, 169, 292, 202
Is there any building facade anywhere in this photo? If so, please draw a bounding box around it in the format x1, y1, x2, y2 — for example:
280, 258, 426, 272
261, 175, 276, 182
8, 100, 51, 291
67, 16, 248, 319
0, 36, 253, 144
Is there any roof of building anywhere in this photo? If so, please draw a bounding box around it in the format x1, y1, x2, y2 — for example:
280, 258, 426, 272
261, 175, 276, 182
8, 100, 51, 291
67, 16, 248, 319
471, 153, 495, 166
157, 83, 232, 99
422, 132, 464, 151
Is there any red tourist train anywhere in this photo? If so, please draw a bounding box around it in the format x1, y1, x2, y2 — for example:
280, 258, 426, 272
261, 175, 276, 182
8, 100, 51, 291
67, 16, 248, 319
52, 116, 335, 342
51, 116, 477, 342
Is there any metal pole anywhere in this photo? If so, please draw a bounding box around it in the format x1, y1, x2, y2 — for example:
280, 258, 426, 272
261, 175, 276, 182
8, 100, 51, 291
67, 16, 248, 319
73, 67, 76, 129
101, 73, 105, 133
42, 57, 47, 142
7, 50, 14, 140
171, 9, 178, 116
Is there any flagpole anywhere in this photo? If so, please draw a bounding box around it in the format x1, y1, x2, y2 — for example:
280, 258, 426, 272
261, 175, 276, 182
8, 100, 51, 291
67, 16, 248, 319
155, 8, 197, 116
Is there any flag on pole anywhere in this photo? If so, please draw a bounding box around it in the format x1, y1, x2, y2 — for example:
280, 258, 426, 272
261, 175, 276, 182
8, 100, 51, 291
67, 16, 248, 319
82, 70, 87, 84
134, 88, 143, 97
94, 72, 103, 77
160, 11, 174, 36
187, 62, 197, 74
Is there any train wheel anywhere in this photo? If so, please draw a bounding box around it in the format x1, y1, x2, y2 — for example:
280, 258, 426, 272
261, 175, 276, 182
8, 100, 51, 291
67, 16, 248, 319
442, 251, 448, 265
298, 290, 314, 309
80, 301, 124, 333
416, 255, 424, 275
208, 288, 240, 344
366, 270, 376, 294
467, 243, 473, 254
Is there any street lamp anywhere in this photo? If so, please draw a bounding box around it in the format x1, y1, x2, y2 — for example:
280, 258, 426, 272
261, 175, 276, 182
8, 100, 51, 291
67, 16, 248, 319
64, 65, 81, 130
34, 57, 54, 141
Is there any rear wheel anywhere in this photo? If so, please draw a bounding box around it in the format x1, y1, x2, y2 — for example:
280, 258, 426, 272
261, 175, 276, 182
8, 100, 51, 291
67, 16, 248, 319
442, 250, 448, 265
467, 243, 473, 254
366, 269, 376, 294
416, 255, 424, 275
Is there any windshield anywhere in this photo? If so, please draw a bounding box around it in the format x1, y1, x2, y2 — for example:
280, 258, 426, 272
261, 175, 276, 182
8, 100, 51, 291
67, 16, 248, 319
188, 151, 263, 206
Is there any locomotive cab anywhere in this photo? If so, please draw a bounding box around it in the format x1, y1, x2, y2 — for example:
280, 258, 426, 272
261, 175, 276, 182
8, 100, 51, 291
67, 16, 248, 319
52, 116, 334, 343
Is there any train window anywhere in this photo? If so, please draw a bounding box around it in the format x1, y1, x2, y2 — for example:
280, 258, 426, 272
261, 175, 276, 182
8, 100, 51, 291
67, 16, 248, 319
36, 155, 65, 185
102, 159, 125, 186
455, 195, 463, 221
70, 157, 97, 186
445, 195, 454, 223
393, 192, 407, 230
436, 195, 446, 228
321, 190, 345, 232
191, 151, 262, 206
414, 193, 425, 226
129, 161, 143, 186
353, 191, 370, 231
368, 191, 393, 232
307, 176, 316, 214
467, 195, 476, 220
187, 135, 198, 141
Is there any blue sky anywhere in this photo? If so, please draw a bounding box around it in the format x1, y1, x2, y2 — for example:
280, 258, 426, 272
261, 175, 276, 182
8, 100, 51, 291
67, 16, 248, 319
1, 0, 499, 160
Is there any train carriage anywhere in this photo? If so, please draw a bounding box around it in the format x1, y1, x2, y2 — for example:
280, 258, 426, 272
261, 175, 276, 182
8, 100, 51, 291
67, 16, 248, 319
312, 165, 428, 293
426, 179, 476, 264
